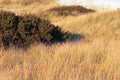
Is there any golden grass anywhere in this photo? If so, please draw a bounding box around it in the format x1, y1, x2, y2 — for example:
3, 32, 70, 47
0, 0, 57, 15
1, 38, 120, 80
0, 1, 120, 80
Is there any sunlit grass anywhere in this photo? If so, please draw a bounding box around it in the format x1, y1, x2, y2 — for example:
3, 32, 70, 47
1, 38, 120, 80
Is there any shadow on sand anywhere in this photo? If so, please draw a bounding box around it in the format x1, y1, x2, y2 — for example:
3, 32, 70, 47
68, 33, 84, 42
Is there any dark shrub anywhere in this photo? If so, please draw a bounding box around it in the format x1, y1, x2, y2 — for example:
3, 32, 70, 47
0, 11, 69, 49
48, 6, 94, 16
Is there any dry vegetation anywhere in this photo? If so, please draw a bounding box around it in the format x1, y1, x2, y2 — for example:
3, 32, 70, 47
0, 0, 120, 80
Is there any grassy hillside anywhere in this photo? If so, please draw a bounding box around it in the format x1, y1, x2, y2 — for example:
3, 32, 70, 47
0, 0, 57, 16
0, 1, 120, 80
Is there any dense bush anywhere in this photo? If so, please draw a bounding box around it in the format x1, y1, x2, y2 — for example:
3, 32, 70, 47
0, 11, 69, 48
48, 6, 94, 16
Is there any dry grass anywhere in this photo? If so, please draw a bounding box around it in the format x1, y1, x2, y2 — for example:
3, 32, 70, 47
0, 0, 54, 5
1, 38, 120, 80
0, 0, 57, 16
0, 1, 120, 80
